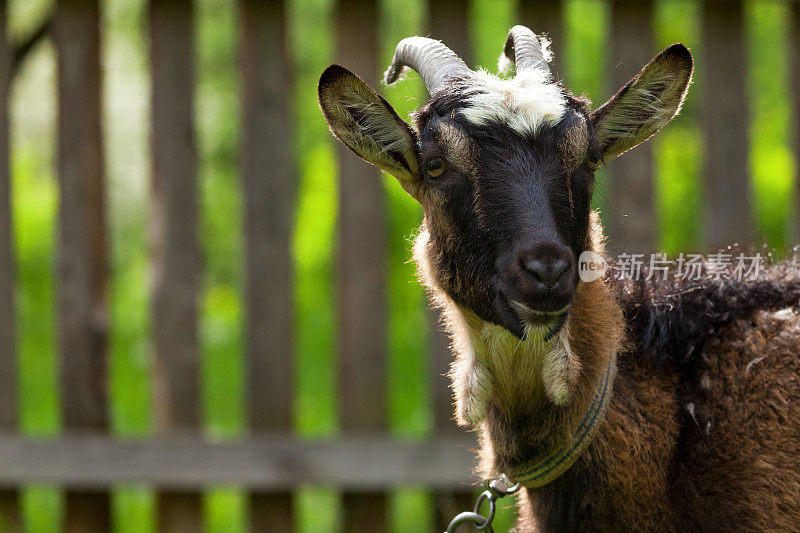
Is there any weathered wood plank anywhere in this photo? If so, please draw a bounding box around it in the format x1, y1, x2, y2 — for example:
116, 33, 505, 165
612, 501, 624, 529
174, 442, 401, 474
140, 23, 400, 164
0, 492, 18, 533
519, 0, 562, 76
606, 0, 655, 253
335, 0, 385, 433
149, 0, 201, 530
240, 0, 293, 447
54, 0, 110, 529
240, 0, 294, 530
0, 0, 18, 529
0, 0, 13, 435
149, 0, 200, 433
428, 0, 470, 66
55, 0, 108, 432
0, 434, 476, 490
426, 2, 478, 528
336, 0, 387, 530
701, 0, 751, 248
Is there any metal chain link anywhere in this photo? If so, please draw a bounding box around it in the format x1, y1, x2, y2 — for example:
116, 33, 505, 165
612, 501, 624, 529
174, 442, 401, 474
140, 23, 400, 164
445, 475, 520, 533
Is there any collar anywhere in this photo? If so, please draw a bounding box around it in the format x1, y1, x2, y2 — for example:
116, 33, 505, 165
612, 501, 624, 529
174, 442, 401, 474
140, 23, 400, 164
508, 355, 617, 487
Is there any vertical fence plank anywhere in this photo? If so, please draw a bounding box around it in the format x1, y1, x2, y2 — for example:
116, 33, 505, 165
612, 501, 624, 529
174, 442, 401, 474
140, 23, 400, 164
240, 0, 294, 530
0, 0, 18, 530
519, 0, 562, 76
149, 0, 201, 530
426, 3, 475, 529
790, 1, 800, 241
429, 0, 470, 65
430, 312, 473, 532
606, 0, 654, 253
336, 0, 387, 530
701, 0, 751, 248
54, 0, 110, 531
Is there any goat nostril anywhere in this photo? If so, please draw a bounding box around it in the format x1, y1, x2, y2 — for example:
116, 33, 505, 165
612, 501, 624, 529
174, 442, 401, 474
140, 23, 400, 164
521, 256, 540, 276
520, 254, 570, 290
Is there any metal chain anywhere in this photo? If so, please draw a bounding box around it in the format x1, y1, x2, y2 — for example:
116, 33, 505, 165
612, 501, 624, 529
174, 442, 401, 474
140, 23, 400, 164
445, 475, 520, 533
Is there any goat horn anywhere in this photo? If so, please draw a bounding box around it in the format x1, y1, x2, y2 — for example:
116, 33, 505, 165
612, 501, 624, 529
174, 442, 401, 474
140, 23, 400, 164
502, 25, 552, 76
384, 36, 471, 93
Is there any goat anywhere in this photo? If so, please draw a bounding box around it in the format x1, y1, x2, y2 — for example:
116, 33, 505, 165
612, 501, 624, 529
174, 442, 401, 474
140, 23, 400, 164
318, 26, 800, 531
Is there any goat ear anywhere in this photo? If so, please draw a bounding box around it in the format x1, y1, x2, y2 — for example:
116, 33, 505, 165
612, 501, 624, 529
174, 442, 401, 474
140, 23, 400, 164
589, 44, 693, 164
318, 64, 420, 186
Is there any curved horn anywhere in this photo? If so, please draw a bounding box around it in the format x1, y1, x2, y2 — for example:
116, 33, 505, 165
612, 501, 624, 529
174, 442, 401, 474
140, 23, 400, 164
384, 36, 471, 93
502, 25, 552, 76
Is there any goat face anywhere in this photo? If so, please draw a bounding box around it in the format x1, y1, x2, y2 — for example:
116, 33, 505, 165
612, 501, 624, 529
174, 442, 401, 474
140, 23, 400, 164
319, 28, 693, 339
409, 83, 594, 337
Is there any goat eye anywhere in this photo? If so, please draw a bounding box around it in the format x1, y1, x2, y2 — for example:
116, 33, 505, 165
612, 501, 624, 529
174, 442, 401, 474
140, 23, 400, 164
425, 158, 447, 178
586, 156, 602, 171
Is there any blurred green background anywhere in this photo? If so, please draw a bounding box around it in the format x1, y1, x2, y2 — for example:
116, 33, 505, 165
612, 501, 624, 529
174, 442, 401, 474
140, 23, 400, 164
6, 0, 796, 531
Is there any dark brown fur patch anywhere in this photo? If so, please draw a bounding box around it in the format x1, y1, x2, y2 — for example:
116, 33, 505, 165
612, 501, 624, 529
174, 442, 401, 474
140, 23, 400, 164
517, 304, 800, 531
501, 258, 800, 531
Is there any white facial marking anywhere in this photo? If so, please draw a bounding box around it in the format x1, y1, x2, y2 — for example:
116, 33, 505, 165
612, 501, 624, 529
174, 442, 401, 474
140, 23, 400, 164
458, 68, 567, 136
767, 307, 797, 321
456, 348, 493, 426
539, 320, 577, 406
454, 306, 576, 418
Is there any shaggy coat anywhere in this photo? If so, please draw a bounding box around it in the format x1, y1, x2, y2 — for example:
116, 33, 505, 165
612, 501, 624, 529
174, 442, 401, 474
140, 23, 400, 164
513, 253, 800, 531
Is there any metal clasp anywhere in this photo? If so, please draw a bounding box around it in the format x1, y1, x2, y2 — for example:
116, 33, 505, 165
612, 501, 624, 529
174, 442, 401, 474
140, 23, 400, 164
445, 474, 520, 532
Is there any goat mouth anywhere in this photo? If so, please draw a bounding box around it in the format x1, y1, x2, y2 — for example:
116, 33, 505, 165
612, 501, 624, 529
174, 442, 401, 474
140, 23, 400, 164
494, 289, 527, 338
510, 300, 570, 335
493, 289, 570, 339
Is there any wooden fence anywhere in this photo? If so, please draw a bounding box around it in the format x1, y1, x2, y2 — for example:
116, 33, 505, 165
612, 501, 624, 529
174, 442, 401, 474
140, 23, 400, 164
0, 0, 799, 531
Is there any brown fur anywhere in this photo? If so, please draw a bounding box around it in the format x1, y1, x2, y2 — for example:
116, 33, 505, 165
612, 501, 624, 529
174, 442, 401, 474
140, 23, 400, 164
423, 217, 800, 530
516, 306, 800, 531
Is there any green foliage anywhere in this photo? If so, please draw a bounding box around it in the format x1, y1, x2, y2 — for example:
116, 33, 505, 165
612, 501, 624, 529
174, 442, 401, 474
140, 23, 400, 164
106, 0, 151, 439
747, 0, 795, 250
198, 0, 244, 442
565, 0, 610, 216
381, 3, 435, 531
290, 0, 340, 530
113, 488, 153, 533
565, 0, 608, 105
11, 12, 62, 529
471, 0, 516, 70
13, 148, 58, 436
291, 0, 338, 440
382, 0, 429, 447
655, 0, 702, 252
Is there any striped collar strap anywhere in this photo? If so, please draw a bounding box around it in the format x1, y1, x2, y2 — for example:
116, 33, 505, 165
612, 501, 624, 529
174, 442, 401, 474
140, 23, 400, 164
509, 356, 617, 488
